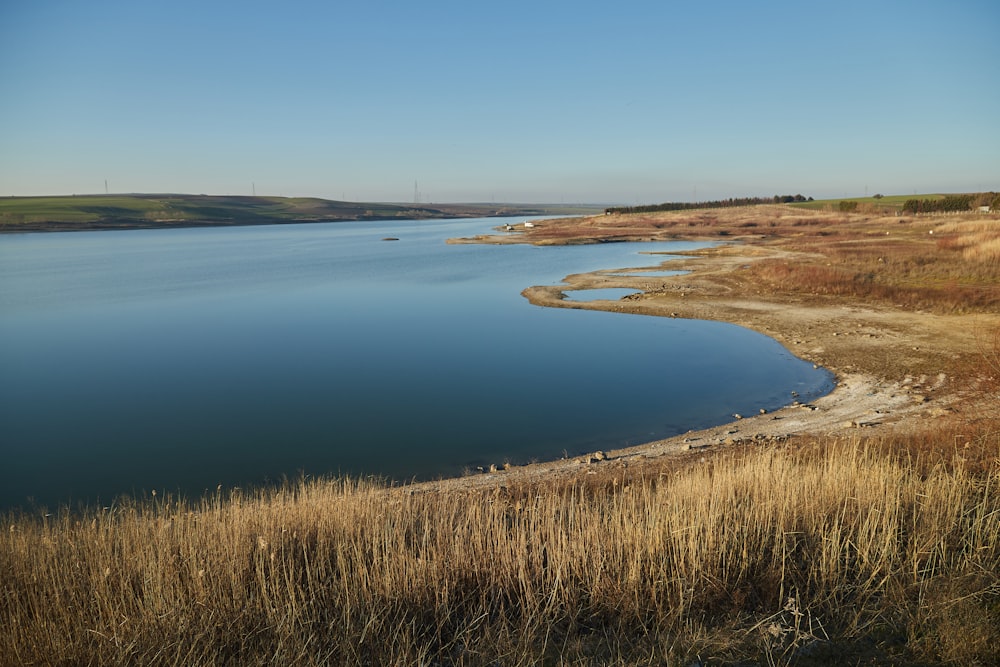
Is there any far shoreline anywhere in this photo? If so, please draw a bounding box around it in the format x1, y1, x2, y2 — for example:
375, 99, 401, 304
0, 193, 601, 234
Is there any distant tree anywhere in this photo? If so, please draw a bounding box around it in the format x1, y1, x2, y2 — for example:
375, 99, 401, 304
902, 195, 977, 214
604, 194, 814, 215
942, 195, 974, 211
973, 192, 998, 209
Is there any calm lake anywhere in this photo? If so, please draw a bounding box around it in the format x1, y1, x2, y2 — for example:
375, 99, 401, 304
0, 217, 833, 510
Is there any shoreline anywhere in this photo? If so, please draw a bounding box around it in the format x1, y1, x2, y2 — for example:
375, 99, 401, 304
420, 210, 995, 491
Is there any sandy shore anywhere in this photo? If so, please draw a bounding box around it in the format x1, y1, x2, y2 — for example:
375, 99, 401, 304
421, 209, 997, 491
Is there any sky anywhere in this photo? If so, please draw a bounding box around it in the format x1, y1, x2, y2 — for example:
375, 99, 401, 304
1, 0, 998, 204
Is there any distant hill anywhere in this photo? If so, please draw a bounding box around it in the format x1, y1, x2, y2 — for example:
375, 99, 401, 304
0, 194, 602, 232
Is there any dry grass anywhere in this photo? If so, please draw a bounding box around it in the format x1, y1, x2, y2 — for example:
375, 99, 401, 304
934, 219, 1000, 264
739, 215, 1000, 314
3, 429, 998, 665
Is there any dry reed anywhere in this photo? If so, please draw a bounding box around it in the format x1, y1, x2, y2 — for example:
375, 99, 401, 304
3, 437, 997, 665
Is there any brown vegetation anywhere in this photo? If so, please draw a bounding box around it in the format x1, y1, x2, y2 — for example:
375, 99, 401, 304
741, 216, 1000, 314
2, 433, 997, 665
3, 205, 999, 665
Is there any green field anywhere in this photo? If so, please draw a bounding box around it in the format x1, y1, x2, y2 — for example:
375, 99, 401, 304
0, 195, 168, 223
0, 194, 600, 232
790, 193, 946, 212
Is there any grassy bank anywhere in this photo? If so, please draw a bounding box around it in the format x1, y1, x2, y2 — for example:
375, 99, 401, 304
2, 431, 997, 665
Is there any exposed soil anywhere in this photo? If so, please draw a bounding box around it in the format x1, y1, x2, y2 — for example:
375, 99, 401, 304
425, 206, 999, 491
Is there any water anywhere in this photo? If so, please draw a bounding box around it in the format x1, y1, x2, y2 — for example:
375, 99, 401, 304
0, 218, 833, 510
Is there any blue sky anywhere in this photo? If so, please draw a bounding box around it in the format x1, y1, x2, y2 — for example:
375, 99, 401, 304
1, 1, 997, 204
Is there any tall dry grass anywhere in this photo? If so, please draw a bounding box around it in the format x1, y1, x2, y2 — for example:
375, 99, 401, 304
934, 218, 1000, 264
743, 216, 1000, 314
3, 437, 997, 665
